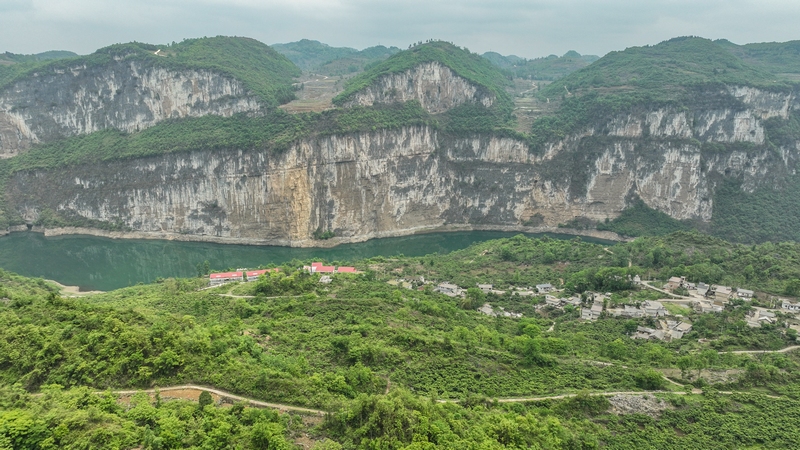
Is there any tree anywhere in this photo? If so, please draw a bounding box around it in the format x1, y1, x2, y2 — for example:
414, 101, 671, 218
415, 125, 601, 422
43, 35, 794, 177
198, 391, 213, 410
462, 288, 485, 310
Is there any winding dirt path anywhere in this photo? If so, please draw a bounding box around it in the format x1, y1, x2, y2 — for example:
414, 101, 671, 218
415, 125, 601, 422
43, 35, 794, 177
723, 345, 800, 354
103, 385, 325, 415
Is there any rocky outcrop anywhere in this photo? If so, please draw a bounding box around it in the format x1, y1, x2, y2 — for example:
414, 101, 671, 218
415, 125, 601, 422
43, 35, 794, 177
340, 62, 494, 113
5, 86, 800, 245
0, 61, 261, 157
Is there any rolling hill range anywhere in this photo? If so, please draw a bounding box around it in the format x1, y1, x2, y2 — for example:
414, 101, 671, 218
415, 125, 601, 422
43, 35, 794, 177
0, 36, 799, 245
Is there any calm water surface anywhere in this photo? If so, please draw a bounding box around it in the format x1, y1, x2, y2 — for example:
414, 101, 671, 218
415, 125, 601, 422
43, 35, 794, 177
2, 231, 614, 291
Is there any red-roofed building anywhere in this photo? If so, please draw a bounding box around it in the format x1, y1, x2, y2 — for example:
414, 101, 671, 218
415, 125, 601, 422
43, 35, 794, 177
336, 266, 357, 273
246, 268, 279, 281
316, 265, 335, 273
209, 272, 243, 286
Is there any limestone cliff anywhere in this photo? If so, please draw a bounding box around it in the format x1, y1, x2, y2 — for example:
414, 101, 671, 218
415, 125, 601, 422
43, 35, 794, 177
0, 60, 262, 157
340, 62, 494, 113
7, 84, 800, 245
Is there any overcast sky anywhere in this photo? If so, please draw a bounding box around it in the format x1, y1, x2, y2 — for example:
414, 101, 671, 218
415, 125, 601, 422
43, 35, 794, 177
1, 0, 799, 59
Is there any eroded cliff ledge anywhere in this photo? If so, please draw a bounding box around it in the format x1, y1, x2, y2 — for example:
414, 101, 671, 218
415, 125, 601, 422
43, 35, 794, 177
7, 84, 799, 246
0, 61, 261, 158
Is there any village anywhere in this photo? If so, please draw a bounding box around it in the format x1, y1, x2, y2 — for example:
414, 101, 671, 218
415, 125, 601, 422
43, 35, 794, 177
208, 262, 360, 286
385, 273, 800, 342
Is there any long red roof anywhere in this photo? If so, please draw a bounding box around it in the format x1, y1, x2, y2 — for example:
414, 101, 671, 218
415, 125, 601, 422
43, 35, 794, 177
246, 268, 280, 277
209, 272, 242, 279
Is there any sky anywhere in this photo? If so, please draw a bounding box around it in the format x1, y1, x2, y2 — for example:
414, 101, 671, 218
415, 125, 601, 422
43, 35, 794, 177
1, 0, 799, 59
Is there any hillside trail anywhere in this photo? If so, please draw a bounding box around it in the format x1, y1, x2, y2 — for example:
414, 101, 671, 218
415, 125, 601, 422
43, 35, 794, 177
78, 382, 783, 413
96, 385, 326, 415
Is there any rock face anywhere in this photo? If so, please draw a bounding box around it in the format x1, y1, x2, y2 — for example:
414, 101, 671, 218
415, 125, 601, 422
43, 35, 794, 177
340, 62, 494, 113
4, 58, 800, 246
8, 84, 800, 245
0, 60, 261, 157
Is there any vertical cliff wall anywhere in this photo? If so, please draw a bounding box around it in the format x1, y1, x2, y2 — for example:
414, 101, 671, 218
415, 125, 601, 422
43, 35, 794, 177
0, 61, 262, 157
4, 81, 799, 245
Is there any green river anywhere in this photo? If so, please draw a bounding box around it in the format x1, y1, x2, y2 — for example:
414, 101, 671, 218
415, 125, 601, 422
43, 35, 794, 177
1, 231, 614, 291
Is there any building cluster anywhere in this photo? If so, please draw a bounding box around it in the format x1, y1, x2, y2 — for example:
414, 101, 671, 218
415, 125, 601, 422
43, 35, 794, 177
477, 303, 523, 318
632, 320, 693, 341
208, 262, 360, 286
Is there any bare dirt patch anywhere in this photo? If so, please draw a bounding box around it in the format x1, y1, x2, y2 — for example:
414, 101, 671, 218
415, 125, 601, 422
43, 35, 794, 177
608, 394, 673, 418
280, 73, 352, 114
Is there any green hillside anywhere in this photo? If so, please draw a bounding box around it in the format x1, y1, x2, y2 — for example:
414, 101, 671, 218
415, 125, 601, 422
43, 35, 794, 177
542, 36, 783, 97
4, 233, 800, 447
716, 39, 800, 78
333, 41, 514, 114
272, 39, 401, 75
484, 50, 600, 81
0, 36, 301, 108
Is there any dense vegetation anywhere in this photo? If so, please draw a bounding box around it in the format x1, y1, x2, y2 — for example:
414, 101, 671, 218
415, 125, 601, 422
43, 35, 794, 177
0, 37, 301, 108
716, 39, 800, 77
3, 233, 800, 447
597, 200, 694, 238
541, 36, 785, 98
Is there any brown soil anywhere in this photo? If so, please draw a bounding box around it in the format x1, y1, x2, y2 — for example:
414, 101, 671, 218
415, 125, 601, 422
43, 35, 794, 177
280, 74, 352, 114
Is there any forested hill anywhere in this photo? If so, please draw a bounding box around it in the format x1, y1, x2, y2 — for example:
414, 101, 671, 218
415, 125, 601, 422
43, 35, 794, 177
271, 39, 401, 75
483, 50, 600, 81
541, 36, 785, 98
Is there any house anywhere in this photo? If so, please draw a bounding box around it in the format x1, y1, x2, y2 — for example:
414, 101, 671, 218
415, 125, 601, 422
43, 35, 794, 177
625, 305, 645, 317
737, 289, 754, 300
536, 283, 554, 294
746, 309, 776, 328
477, 284, 494, 294
643, 300, 668, 317
209, 271, 243, 286
565, 297, 582, 308
304, 262, 335, 274
581, 301, 604, 320
697, 282, 710, 297
245, 268, 279, 282
713, 286, 733, 302
666, 321, 693, 340
694, 300, 723, 313
545, 295, 562, 307
633, 275, 642, 285
608, 305, 644, 318
633, 326, 666, 341
665, 276, 685, 291
782, 299, 800, 313
336, 266, 358, 273
435, 283, 464, 297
